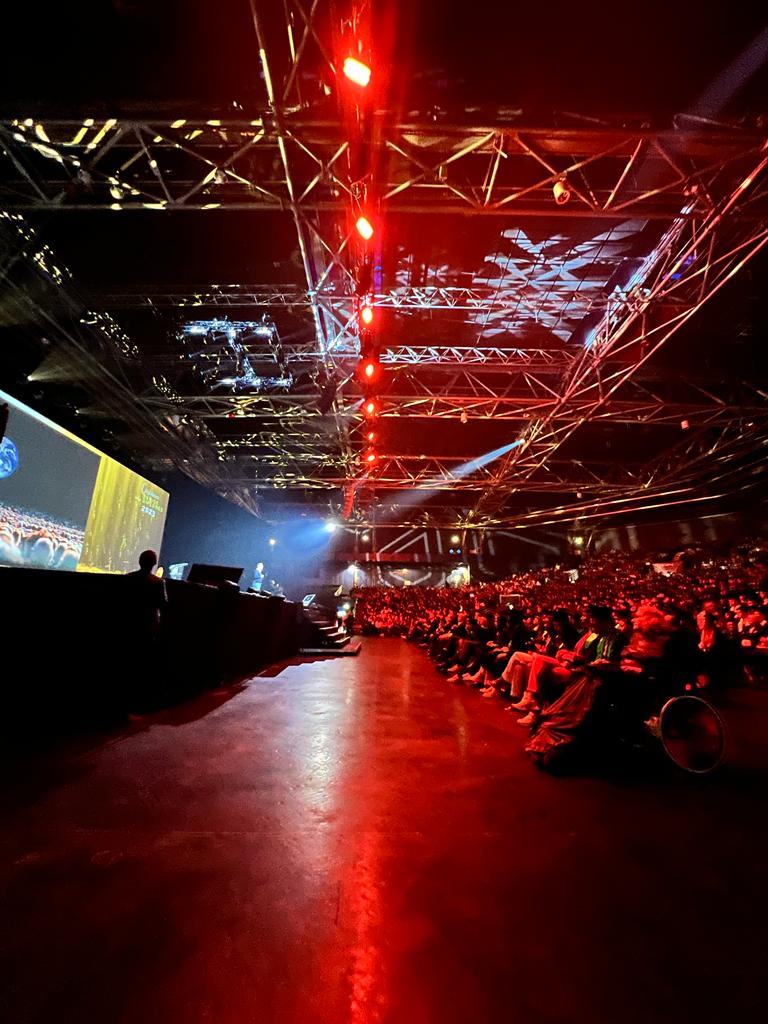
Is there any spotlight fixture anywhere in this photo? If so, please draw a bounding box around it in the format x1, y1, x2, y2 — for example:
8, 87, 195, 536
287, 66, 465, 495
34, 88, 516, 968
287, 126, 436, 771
450, 533, 461, 545
681, 419, 690, 430
362, 359, 377, 380
268, 537, 276, 546
362, 532, 371, 542
325, 521, 338, 533
366, 430, 376, 443
360, 302, 374, 326
363, 398, 378, 417
356, 215, 374, 240
460, 410, 468, 424
343, 56, 372, 87
553, 178, 571, 205
365, 450, 378, 464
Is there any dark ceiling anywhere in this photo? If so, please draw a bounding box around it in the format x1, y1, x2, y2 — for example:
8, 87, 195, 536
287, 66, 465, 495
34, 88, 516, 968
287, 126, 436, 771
3, 2, 767, 115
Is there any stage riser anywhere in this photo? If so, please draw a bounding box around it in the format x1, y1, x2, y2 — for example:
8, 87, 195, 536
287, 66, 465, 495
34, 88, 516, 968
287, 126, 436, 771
0, 567, 301, 726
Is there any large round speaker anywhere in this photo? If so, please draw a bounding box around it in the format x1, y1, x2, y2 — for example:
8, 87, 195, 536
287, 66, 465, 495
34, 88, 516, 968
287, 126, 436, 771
658, 695, 726, 774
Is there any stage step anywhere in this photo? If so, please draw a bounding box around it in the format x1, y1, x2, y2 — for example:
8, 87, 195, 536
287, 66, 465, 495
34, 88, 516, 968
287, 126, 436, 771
299, 638, 363, 657
298, 605, 355, 651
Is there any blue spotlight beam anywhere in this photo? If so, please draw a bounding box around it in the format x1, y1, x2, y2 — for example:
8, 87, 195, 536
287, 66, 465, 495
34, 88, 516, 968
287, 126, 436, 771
384, 440, 525, 515
449, 441, 525, 481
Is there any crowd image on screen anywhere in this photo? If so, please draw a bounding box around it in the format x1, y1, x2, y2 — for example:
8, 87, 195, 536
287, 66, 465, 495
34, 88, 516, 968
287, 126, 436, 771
351, 545, 768, 766
0, 503, 84, 569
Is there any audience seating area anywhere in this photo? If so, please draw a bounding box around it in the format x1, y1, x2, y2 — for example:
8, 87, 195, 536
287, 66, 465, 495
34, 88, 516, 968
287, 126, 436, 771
351, 549, 768, 768
356, 549, 766, 690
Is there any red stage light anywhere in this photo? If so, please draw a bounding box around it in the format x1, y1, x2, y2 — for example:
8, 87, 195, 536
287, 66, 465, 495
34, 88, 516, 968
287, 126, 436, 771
356, 216, 374, 241
363, 360, 376, 379
367, 430, 376, 442
343, 57, 371, 87
364, 399, 377, 417
360, 303, 374, 325
365, 451, 377, 464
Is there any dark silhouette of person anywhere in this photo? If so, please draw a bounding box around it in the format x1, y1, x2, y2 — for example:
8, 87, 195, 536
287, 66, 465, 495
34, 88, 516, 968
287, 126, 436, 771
123, 549, 168, 713
126, 549, 168, 631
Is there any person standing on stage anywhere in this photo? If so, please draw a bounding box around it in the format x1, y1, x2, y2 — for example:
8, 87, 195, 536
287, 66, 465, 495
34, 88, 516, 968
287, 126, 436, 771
126, 549, 168, 634
251, 561, 265, 592
122, 549, 168, 713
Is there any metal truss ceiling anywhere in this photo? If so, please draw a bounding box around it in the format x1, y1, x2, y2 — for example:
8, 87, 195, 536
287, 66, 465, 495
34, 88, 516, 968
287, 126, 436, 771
1, 0, 767, 529
1, 118, 766, 220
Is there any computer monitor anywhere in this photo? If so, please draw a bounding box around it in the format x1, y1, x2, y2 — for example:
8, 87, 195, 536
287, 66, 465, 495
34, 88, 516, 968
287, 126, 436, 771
187, 563, 244, 587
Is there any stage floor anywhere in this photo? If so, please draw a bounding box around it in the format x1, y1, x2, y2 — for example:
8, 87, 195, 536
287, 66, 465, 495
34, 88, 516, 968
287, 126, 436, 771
2, 638, 767, 1023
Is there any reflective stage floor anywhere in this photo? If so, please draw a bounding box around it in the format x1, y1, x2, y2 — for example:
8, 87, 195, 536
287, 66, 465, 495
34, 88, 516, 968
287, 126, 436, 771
2, 638, 767, 1023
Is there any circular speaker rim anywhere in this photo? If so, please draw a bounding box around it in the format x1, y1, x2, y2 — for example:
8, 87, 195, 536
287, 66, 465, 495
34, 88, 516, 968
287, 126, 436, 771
658, 695, 727, 774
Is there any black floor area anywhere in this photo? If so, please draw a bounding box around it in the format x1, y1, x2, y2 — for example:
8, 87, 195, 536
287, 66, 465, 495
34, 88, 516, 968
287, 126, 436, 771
2, 638, 767, 1023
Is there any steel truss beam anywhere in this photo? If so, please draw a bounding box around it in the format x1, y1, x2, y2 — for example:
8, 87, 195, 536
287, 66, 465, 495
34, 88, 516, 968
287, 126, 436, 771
243, 0, 352, 468
142, 389, 768, 426
215, 421, 768, 527
1, 118, 766, 220
142, 348, 577, 377
379, 347, 569, 369
91, 282, 684, 314
192, 435, 768, 499
640, 420, 768, 493
206, 453, 670, 492
476, 428, 768, 533
142, 401, 768, 503
467, 154, 768, 525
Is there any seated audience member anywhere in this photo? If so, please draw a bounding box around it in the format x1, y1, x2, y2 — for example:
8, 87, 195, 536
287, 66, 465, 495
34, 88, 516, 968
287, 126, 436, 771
446, 611, 497, 684
524, 602, 678, 766
433, 610, 462, 665
442, 611, 486, 677
514, 606, 622, 725
462, 609, 533, 694
736, 602, 768, 683
501, 609, 575, 702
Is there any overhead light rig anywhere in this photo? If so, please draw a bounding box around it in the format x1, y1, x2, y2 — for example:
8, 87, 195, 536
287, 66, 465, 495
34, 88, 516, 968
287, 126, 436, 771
179, 317, 292, 393
1, 0, 767, 529
338, 3, 385, 508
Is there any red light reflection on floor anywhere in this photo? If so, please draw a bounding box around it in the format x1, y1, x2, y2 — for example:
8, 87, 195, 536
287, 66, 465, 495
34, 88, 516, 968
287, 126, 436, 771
348, 829, 387, 1023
